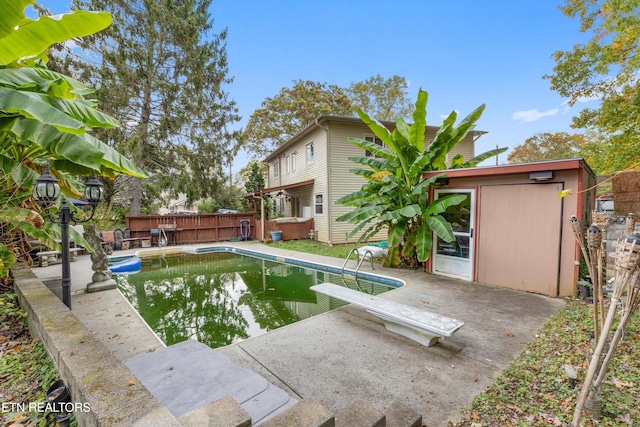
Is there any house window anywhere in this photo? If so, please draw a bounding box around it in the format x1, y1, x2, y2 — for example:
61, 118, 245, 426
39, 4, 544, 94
365, 135, 383, 157
306, 142, 314, 164
291, 152, 297, 172
273, 159, 279, 178
285, 155, 290, 174
314, 193, 324, 215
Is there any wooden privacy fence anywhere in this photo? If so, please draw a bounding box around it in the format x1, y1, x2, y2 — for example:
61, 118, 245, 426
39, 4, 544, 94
125, 212, 257, 245
255, 218, 315, 241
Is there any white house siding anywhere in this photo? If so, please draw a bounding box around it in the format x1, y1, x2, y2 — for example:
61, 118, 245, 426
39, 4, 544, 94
328, 121, 389, 244
447, 138, 475, 164
266, 126, 330, 241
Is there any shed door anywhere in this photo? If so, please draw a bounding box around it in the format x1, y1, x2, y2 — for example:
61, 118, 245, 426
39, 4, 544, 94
476, 184, 562, 296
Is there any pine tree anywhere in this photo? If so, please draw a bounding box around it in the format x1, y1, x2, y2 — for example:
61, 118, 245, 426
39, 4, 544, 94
68, 0, 240, 214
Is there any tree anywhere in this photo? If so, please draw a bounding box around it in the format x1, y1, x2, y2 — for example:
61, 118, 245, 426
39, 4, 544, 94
244, 80, 353, 158
0, 1, 146, 277
347, 74, 413, 121
243, 160, 266, 194
69, 0, 240, 214
546, 0, 640, 173
337, 88, 506, 268
507, 132, 586, 164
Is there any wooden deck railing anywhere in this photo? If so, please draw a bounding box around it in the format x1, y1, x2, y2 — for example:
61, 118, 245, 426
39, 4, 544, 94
255, 218, 315, 241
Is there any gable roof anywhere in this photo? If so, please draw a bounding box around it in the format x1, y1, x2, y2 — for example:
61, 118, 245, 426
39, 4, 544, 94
263, 115, 487, 162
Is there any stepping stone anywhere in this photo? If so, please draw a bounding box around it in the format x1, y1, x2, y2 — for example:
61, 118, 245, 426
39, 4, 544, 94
126, 339, 297, 424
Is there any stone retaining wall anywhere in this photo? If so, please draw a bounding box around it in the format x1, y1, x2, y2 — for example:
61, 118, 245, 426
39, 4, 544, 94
10, 263, 181, 426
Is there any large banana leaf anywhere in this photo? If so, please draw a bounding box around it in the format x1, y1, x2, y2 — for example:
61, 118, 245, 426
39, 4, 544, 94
0, 116, 102, 168
335, 190, 369, 206
446, 104, 485, 154
0, 68, 94, 98
347, 155, 390, 171
0, 0, 32, 39
346, 136, 395, 161
335, 204, 387, 223
0, 152, 38, 189
410, 174, 444, 196
0, 9, 112, 66
409, 89, 428, 151
51, 97, 119, 129
355, 109, 396, 153
0, 76, 118, 129
426, 215, 456, 242
415, 223, 433, 262
387, 221, 406, 247
426, 194, 467, 216
0, 87, 86, 134
454, 146, 508, 168
0, 117, 147, 177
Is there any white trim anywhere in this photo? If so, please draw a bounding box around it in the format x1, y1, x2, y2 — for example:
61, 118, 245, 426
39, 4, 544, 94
432, 189, 475, 281
306, 142, 315, 165
314, 193, 324, 216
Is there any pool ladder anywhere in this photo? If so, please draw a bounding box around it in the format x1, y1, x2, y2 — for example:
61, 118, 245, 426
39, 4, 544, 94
340, 248, 374, 292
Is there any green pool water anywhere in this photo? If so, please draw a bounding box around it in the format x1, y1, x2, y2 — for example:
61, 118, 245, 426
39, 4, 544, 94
115, 251, 397, 349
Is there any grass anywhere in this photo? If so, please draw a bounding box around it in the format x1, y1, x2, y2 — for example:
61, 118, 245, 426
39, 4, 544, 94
0, 288, 61, 427
450, 299, 640, 427
268, 240, 357, 259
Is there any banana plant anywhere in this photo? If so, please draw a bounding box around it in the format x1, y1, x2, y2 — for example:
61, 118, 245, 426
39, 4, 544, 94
337, 88, 506, 268
0, 1, 148, 275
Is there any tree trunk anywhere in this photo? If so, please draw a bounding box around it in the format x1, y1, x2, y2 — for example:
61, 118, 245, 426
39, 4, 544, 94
129, 177, 143, 215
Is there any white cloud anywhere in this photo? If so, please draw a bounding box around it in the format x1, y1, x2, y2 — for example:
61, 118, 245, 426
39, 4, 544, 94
511, 108, 559, 124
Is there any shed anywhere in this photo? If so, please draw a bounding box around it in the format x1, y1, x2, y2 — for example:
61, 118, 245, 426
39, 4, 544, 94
423, 158, 595, 297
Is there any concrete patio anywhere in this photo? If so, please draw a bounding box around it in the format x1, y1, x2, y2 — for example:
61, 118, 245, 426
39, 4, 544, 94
25, 241, 565, 426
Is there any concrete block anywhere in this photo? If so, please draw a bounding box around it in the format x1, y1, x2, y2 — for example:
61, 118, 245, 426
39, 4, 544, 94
336, 401, 385, 427
259, 400, 335, 427
86, 278, 118, 293
178, 396, 251, 427
384, 400, 422, 427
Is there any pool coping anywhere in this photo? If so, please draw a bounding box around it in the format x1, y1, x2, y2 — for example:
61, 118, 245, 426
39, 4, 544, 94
112, 245, 405, 351
113, 244, 406, 289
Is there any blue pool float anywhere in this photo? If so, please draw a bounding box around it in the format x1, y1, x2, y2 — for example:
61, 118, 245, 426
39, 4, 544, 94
109, 257, 142, 274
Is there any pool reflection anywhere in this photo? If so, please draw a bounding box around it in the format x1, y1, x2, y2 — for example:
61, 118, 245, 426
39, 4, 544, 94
116, 252, 394, 349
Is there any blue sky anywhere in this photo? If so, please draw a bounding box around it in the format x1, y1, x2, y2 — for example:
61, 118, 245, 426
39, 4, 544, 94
36, 0, 595, 171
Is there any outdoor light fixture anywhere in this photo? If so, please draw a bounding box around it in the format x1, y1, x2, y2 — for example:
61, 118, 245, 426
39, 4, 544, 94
33, 166, 103, 309
529, 171, 553, 181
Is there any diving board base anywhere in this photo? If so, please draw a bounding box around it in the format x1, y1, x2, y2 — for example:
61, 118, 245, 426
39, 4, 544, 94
367, 310, 441, 347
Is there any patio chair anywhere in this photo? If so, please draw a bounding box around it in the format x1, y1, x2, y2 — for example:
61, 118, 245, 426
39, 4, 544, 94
113, 228, 123, 250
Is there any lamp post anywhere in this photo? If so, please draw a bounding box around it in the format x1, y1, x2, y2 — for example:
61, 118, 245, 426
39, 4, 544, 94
33, 166, 103, 309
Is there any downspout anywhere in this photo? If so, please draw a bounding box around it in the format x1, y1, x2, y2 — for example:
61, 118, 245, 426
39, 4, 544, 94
315, 118, 330, 244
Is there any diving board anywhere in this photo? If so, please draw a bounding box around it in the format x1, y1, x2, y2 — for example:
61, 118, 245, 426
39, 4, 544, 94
310, 283, 464, 347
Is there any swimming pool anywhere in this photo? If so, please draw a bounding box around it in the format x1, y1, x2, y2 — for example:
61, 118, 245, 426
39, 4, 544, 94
115, 247, 402, 349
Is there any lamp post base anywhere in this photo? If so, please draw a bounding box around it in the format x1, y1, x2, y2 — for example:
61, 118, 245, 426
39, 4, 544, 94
86, 279, 117, 293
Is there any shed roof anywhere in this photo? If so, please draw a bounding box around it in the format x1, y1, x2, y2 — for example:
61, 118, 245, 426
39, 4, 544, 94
422, 158, 594, 180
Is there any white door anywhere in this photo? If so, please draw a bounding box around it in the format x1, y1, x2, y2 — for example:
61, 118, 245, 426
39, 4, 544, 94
432, 189, 475, 281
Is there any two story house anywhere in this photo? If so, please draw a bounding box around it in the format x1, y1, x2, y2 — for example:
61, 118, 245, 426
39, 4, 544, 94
260, 115, 486, 245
